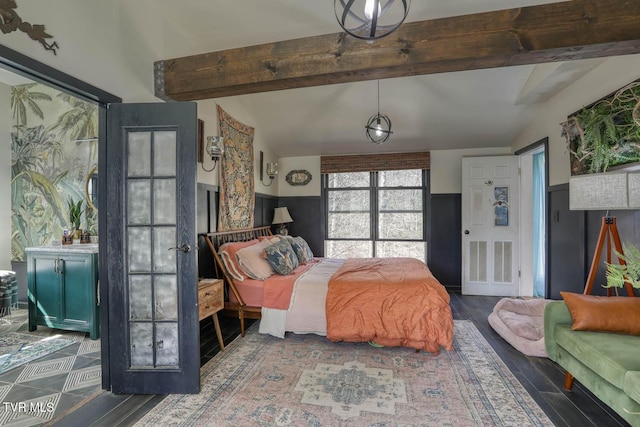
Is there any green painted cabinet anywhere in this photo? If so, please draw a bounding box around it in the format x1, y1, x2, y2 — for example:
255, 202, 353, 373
26, 246, 100, 339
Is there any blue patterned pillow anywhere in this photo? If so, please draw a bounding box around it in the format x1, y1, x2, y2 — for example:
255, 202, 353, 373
290, 236, 314, 264
264, 239, 299, 275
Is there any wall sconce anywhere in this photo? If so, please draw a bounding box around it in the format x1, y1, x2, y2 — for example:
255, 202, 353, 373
201, 136, 224, 172
260, 150, 279, 186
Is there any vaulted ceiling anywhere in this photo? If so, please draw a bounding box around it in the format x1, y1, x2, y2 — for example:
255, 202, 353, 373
141, 0, 640, 157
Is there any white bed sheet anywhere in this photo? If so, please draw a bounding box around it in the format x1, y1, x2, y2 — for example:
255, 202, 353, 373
259, 258, 345, 338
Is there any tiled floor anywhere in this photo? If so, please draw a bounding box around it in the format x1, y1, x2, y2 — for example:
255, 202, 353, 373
0, 310, 102, 427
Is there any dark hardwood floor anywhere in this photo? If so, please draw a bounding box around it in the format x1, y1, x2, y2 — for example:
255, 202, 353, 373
49, 295, 629, 427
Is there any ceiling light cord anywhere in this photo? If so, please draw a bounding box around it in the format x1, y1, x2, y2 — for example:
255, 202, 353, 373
365, 80, 392, 144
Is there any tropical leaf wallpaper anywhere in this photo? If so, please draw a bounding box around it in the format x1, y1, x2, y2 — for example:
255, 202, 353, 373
11, 83, 98, 261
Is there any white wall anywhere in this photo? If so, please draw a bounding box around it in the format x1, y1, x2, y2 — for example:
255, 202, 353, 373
0, 2, 147, 102
277, 157, 321, 197
276, 149, 515, 198
513, 54, 640, 186
430, 147, 512, 194
0, 83, 10, 269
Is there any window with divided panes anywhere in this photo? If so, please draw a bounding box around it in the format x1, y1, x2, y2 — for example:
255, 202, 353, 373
323, 169, 428, 261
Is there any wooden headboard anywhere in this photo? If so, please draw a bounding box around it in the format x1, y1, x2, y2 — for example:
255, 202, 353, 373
201, 226, 273, 335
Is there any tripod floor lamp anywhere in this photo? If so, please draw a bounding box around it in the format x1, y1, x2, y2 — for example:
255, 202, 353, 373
569, 171, 639, 296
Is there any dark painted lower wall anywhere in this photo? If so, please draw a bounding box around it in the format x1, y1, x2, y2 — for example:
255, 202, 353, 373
548, 184, 586, 298
277, 196, 324, 257
429, 194, 462, 292
548, 184, 640, 298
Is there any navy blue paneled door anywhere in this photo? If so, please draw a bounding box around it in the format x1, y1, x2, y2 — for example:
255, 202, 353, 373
105, 102, 199, 394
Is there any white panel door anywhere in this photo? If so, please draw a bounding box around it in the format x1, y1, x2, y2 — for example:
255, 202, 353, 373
462, 156, 520, 296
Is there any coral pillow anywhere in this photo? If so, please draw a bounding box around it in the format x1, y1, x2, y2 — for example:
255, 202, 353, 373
237, 240, 275, 280
560, 292, 640, 336
218, 239, 259, 281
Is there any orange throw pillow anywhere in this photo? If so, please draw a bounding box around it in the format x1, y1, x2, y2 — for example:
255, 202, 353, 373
560, 292, 640, 336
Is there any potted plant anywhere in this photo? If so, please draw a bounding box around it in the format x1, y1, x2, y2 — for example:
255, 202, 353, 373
68, 198, 83, 240
605, 242, 640, 290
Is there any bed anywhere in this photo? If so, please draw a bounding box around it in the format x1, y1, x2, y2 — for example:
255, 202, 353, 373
202, 226, 453, 353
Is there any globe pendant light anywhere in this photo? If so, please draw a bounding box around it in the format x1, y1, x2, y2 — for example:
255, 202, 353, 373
365, 80, 392, 144
335, 0, 410, 41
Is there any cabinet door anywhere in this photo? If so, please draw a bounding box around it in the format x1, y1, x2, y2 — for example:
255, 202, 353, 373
61, 254, 96, 327
30, 254, 61, 324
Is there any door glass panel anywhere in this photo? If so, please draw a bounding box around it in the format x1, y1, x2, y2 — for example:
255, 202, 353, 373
153, 179, 176, 224
155, 323, 179, 367
154, 275, 178, 320
129, 275, 152, 320
126, 129, 179, 369
130, 322, 154, 367
153, 227, 176, 273
127, 180, 151, 225
154, 131, 177, 176
128, 228, 151, 272
127, 132, 151, 177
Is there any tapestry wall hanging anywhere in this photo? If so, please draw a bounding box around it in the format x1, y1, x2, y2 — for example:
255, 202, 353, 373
217, 105, 255, 231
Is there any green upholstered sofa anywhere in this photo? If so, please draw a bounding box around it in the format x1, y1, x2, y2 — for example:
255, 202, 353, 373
544, 301, 640, 427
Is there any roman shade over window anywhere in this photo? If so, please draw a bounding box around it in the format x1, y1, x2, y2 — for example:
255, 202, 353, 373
321, 152, 430, 174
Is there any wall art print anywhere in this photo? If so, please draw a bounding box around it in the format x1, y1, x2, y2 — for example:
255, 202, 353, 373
561, 80, 640, 175
0, 2, 59, 55
11, 83, 98, 261
216, 105, 255, 231
493, 186, 509, 227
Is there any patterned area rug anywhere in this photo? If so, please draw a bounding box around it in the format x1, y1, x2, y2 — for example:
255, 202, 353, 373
135, 320, 553, 426
0, 333, 76, 375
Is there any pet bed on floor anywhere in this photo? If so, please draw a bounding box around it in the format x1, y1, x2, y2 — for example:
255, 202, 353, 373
488, 298, 551, 357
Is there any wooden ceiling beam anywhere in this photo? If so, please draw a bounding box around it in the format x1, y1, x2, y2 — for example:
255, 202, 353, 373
155, 0, 640, 101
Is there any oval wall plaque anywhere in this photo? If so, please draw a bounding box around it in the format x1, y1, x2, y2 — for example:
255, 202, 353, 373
286, 170, 312, 186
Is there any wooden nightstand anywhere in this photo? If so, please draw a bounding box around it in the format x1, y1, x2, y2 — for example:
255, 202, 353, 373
198, 279, 224, 350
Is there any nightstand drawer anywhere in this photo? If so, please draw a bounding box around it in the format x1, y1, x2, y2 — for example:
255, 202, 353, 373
198, 279, 223, 320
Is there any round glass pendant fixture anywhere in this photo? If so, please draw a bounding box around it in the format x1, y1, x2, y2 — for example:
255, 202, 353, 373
365, 80, 393, 144
335, 0, 411, 41
365, 113, 392, 144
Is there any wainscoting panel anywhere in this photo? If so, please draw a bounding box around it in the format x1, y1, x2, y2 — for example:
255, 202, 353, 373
430, 194, 461, 292
278, 196, 324, 257
548, 184, 586, 298
197, 183, 218, 279
255, 193, 278, 228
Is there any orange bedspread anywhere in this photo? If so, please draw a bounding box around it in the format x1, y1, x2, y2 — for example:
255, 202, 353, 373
325, 258, 453, 353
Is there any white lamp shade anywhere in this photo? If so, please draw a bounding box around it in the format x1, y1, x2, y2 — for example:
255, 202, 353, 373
629, 173, 640, 209
272, 207, 293, 224
569, 172, 638, 210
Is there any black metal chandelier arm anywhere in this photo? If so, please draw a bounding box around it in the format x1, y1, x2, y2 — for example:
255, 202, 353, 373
339, 0, 359, 24
335, 0, 411, 41
338, 0, 397, 25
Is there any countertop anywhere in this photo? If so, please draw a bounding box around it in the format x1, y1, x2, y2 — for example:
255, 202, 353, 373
26, 244, 99, 254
